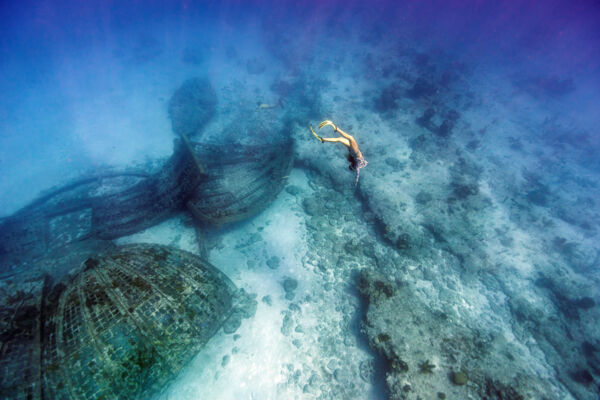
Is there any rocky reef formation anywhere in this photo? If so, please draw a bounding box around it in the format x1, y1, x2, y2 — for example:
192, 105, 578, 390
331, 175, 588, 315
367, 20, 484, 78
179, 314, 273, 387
289, 41, 599, 398
356, 269, 561, 400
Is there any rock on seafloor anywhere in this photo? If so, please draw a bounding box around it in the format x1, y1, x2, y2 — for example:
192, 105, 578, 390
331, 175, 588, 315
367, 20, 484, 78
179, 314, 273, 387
356, 269, 564, 400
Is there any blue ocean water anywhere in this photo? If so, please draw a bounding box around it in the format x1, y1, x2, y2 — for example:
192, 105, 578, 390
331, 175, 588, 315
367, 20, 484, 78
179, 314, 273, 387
1, 1, 599, 399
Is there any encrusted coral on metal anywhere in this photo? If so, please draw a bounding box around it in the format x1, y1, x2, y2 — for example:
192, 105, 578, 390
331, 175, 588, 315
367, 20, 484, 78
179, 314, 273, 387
0, 147, 202, 278
186, 138, 293, 224
1, 244, 236, 400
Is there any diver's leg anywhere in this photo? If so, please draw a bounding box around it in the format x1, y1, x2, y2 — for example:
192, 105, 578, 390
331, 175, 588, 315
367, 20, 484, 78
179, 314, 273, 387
333, 127, 354, 141
322, 137, 351, 147
318, 120, 354, 141
311, 124, 351, 148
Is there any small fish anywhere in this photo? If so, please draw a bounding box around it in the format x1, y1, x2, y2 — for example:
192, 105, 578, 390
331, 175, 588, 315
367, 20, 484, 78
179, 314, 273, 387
257, 98, 284, 110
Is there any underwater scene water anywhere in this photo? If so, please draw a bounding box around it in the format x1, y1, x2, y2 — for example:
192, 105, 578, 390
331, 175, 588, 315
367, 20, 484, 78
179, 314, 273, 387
1, 1, 599, 399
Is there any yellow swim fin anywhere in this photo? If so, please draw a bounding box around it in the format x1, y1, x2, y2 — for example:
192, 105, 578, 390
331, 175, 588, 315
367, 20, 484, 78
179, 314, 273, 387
318, 120, 338, 131
310, 124, 324, 142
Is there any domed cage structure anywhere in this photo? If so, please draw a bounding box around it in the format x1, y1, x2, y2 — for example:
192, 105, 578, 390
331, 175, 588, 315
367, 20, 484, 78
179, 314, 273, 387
1, 244, 238, 400
186, 138, 293, 225
0, 145, 202, 278
0, 278, 45, 400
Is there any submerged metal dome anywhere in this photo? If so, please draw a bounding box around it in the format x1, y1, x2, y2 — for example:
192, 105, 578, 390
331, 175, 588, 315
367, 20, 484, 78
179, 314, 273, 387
0, 145, 202, 279
1, 244, 237, 400
186, 139, 293, 225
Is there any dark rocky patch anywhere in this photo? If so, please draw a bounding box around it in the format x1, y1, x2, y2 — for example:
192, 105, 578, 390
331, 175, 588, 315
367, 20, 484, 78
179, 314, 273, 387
374, 84, 402, 113
450, 370, 468, 385
509, 137, 524, 151
266, 256, 280, 270
358, 270, 396, 303
422, 223, 446, 244
570, 369, 594, 385
283, 277, 298, 294
521, 171, 551, 207
270, 79, 295, 97
415, 191, 433, 205
261, 295, 273, 306
526, 186, 550, 207
573, 297, 595, 309
436, 111, 460, 137
415, 107, 460, 137
285, 185, 302, 196
416, 107, 436, 130
302, 197, 320, 217
481, 378, 525, 400
395, 233, 411, 250
450, 182, 479, 200
582, 341, 598, 358
274, 75, 324, 124
406, 77, 438, 99
408, 134, 428, 152
466, 139, 480, 151
385, 157, 403, 169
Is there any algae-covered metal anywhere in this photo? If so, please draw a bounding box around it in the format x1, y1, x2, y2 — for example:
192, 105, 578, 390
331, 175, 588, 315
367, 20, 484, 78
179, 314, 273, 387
1, 244, 237, 400
186, 139, 293, 225
0, 278, 45, 399
0, 147, 202, 277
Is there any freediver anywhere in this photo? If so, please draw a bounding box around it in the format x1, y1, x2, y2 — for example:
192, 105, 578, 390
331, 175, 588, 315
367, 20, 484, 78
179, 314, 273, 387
310, 120, 368, 185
